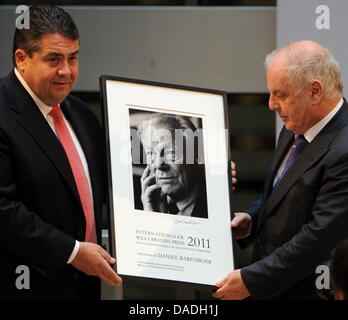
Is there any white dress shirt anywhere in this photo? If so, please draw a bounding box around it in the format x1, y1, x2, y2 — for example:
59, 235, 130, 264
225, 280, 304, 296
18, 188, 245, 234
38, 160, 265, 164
14, 68, 95, 264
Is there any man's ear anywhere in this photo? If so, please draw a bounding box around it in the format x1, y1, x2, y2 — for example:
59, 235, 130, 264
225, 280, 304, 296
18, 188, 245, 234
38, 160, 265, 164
310, 80, 323, 104
15, 49, 28, 72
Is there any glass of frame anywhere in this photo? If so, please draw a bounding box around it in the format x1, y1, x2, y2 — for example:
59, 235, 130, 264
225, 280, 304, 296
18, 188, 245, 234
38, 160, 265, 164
100, 75, 234, 290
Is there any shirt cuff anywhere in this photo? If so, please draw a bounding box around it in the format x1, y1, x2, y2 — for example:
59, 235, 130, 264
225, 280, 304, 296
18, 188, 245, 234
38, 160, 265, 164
67, 240, 80, 264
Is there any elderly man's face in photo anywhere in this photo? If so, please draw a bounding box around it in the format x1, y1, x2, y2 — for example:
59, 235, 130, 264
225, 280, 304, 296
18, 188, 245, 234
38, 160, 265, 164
142, 126, 191, 200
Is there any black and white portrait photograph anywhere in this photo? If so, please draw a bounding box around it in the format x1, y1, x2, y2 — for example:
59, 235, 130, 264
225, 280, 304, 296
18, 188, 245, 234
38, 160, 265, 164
101, 76, 233, 288
129, 108, 208, 219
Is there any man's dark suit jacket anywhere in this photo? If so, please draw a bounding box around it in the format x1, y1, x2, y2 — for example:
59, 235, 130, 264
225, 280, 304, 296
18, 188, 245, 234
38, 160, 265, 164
0, 71, 106, 299
240, 100, 348, 300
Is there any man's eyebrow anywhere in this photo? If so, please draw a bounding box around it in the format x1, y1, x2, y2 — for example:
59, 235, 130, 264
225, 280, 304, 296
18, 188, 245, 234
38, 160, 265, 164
45, 52, 64, 58
45, 50, 79, 58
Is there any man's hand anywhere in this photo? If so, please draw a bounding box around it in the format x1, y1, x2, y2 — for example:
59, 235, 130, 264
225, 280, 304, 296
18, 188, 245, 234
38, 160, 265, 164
71, 242, 122, 286
213, 269, 250, 300
231, 212, 252, 240
231, 161, 237, 191
140, 166, 162, 211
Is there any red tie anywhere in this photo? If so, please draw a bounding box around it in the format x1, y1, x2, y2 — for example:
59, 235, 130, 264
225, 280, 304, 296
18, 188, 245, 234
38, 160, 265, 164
49, 105, 97, 243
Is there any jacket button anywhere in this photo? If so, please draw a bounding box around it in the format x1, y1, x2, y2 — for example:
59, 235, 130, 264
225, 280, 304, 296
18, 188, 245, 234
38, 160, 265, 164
73, 272, 80, 280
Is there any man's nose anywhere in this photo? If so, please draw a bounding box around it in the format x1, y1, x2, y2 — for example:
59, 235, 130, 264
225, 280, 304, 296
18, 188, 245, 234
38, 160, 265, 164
268, 95, 279, 111
57, 61, 71, 77
153, 154, 166, 170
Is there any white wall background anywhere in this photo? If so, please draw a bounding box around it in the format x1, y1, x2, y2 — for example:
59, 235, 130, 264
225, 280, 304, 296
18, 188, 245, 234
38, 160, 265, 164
276, 0, 348, 137
0, 6, 275, 93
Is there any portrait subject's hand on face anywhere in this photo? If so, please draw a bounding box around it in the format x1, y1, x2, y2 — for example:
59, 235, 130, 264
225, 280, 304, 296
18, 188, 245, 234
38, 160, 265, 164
140, 165, 165, 212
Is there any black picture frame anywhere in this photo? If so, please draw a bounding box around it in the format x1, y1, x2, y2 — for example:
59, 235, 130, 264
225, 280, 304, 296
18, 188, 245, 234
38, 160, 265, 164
100, 75, 235, 291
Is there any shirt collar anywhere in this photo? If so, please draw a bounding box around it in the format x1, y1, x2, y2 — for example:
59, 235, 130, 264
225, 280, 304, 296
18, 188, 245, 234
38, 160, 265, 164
14, 67, 55, 118
303, 97, 344, 143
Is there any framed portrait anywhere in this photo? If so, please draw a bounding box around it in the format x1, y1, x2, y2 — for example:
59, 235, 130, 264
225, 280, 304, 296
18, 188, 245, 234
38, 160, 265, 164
100, 75, 234, 290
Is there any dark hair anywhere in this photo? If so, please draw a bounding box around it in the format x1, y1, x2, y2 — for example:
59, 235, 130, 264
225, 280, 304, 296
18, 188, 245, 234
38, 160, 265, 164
13, 5, 79, 66
331, 239, 348, 299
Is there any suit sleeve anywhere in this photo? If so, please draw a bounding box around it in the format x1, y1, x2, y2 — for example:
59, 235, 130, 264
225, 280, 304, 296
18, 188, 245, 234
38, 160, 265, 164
245, 196, 263, 220
0, 126, 76, 281
241, 149, 348, 299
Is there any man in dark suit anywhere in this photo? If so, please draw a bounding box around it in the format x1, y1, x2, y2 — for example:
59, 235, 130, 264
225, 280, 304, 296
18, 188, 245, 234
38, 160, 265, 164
0, 5, 121, 299
214, 40, 348, 300
139, 113, 208, 219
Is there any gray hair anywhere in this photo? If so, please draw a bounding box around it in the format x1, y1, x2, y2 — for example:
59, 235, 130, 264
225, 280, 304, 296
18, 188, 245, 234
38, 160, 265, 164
265, 42, 343, 98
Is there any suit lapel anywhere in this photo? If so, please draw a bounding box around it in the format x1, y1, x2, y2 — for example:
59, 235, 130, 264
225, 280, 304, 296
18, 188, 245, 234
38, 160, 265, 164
5, 71, 81, 205
258, 143, 329, 229
257, 103, 348, 231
